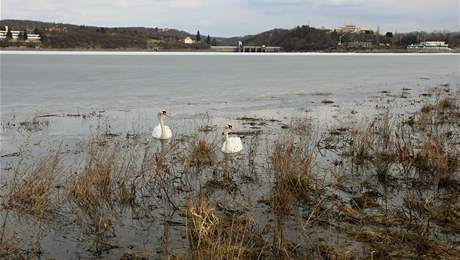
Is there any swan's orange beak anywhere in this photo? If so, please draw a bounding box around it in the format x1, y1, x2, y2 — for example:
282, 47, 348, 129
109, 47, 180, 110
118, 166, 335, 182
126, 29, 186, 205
165, 112, 171, 117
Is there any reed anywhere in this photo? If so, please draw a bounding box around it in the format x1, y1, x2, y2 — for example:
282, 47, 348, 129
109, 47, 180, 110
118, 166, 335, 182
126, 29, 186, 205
67, 139, 117, 233
6, 153, 60, 218
185, 194, 267, 259
1, 88, 459, 258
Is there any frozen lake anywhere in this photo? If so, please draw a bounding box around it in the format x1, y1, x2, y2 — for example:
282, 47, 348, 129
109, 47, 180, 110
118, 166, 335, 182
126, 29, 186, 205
1, 52, 458, 119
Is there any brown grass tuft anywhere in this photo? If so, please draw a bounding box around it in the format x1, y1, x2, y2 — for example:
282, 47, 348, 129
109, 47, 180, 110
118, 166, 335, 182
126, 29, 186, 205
186, 139, 216, 167
6, 153, 60, 218
271, 139, 316, 200
68, 141, 116, 232
185, 194, 268, 259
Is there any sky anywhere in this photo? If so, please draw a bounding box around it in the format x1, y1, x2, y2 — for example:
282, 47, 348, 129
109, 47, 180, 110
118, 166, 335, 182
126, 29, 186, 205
1, 0, 459, 36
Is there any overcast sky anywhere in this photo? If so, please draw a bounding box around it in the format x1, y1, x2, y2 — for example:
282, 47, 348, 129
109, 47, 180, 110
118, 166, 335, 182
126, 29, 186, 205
2, 0, 459, 36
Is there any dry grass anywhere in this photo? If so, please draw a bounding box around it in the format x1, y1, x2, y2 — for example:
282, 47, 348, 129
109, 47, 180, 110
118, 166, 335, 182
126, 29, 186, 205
269, 135, 323, 229
287, 114, 313, 137
348, 125, 374, 166
414, 139, 451, 176
185, 194, 268, 259
1, 88, 459, 258
187, 139, 216, 167
68, 140, 117, 233
348, 227, 460, 258
270, 183, 296, 218
5, 153, 60, 218
422, 199, 460, 234
437, 97, 457, 110
271, 138, 316, 200
0, 229, 23, 259
0, 225, 44, 259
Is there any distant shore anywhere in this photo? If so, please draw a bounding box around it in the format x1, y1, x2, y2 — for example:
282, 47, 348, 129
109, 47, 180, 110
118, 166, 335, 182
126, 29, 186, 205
1, 47, 458, 54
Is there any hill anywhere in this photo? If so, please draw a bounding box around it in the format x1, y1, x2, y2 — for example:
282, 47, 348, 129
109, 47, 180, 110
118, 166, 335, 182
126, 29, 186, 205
241, 26, 338, 51
1, 19, 459, 51
0, 19, 205, 49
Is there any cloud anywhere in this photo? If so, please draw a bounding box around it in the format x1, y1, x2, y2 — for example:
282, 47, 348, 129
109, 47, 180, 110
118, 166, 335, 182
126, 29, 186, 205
1, 0, 458, 36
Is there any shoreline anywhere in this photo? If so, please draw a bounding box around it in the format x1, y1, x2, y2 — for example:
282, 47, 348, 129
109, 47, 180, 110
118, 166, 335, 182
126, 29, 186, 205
1, 49, 458, 55
1, 47, 458, 54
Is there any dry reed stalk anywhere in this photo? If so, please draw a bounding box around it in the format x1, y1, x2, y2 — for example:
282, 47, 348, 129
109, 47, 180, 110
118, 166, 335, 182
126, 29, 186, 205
0, 228, 24, 259
413, 137, 459, 181
185, 139, 216, 168
6, 153, 60, 218
185, 194, 267, 259
68, 140, 117, 232
348, 227, 460, 259
288, 114, 313, 137
271, 138, 316, 199
349, 125, 374, 165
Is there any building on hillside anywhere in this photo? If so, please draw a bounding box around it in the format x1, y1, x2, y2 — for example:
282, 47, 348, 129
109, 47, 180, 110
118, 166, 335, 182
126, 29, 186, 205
47, 26, 67, 32
0, 26, 21, 40
407, 41, 449, 49
184, 37, 195, 45
342, 40, 374, 48
336, 24, 374, 34
336, 24, 362, 33
0, 26, 41, 41
26, 33, 41, 41
0, 30, 6, 40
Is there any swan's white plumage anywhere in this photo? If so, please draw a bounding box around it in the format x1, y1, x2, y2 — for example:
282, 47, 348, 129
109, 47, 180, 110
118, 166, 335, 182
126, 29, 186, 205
152, 124, 172, 139
221, 136, 243, 154
152, 110, 172, 139
221, 123, 243, 154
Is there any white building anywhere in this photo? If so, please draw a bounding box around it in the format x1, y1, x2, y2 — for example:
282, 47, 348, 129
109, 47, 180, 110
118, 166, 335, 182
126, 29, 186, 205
336, 24, 362, 33
422, 41, 449, 48
0, 26, 41, 41
408, 41, 449, 49
0, 26, 22, 40
184, 37, 195, 45
26, 33, 41, 41
0, 26, 9, 40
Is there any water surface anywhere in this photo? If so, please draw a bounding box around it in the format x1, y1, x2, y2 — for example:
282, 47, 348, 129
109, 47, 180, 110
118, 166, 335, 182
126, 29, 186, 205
2, 52, 458, 119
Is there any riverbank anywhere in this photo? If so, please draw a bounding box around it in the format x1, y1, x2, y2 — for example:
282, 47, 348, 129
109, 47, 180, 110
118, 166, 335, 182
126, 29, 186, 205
1, 47, 458, 53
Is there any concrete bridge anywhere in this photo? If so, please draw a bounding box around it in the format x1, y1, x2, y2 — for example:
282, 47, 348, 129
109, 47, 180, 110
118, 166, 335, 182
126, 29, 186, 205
210, 45, 281, 53
241, 45, 281, 52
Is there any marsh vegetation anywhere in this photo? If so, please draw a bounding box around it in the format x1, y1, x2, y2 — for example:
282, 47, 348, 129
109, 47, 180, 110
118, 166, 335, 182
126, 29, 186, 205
0, 86, 459, 259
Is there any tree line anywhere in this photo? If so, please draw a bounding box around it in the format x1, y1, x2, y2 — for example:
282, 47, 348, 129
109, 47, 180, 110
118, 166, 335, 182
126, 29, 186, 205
1, 20, 459, 50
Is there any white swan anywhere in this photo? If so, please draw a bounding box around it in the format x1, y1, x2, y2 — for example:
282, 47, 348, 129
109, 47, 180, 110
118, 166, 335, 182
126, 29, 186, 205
221, 123, 243, 154
152, 109, 172, 140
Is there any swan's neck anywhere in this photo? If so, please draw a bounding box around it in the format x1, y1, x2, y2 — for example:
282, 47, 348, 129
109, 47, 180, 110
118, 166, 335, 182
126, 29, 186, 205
159, 116, 165, 127
158, 115, 165, 135
224, 131, 229, 142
